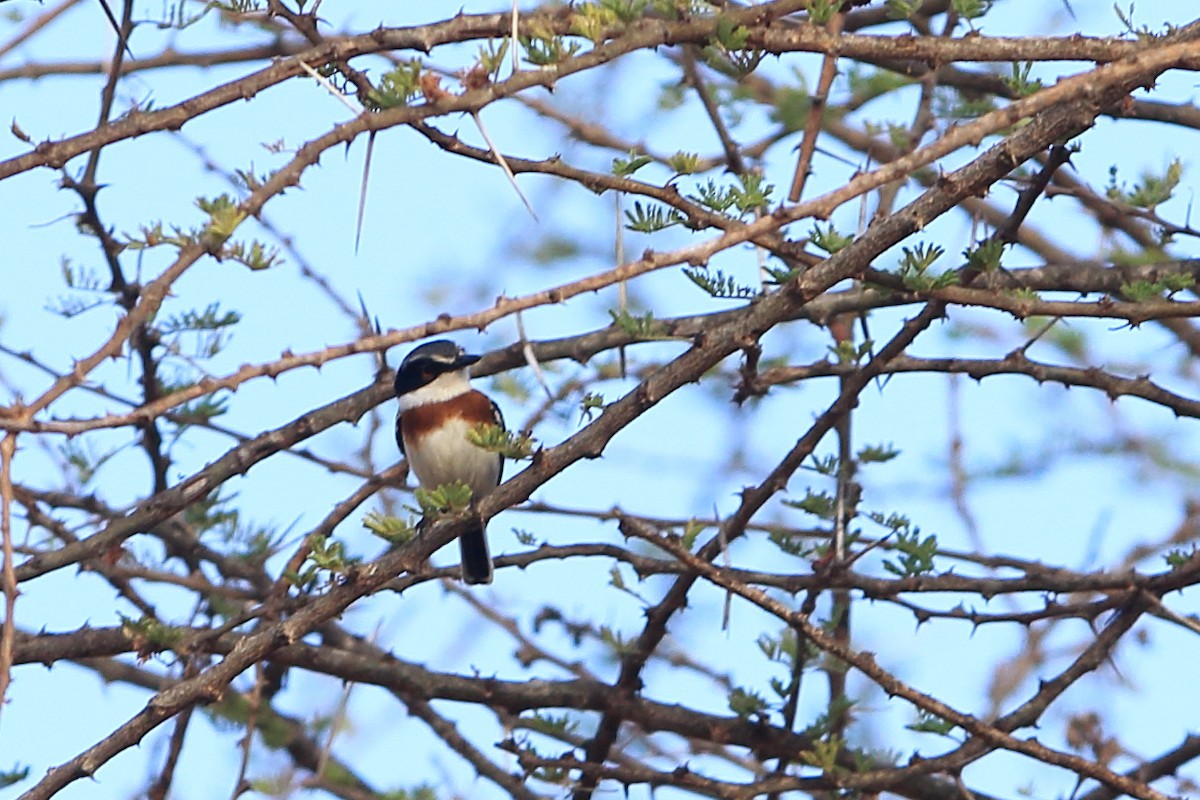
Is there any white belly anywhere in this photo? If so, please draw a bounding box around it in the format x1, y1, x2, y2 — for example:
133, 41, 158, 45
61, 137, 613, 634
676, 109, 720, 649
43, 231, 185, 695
406, 417, 501, 500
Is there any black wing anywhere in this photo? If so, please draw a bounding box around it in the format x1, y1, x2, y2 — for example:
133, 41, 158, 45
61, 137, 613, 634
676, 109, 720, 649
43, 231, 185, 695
491, 398, 505, 485
395, 412, 405, 457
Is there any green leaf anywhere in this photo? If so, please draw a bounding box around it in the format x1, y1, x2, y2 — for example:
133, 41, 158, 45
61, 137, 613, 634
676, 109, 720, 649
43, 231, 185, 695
882, 527, 938, 577
60, 438, 118, 486
688, 179, 738, 214
763, 263, 801, 285
756, 632, 781, 661
609, 308, 662, 338
366, 60, 423, 108
682, 266, 757, 299
306, 533, 358, 572
474, 38, 510, 79
885, 0, 919, 20
810, 222, 854, 254
598, 624, 634, 655
857, 443, 899, 463
681, 518, 706, 549
1107, 159, 1183, 209
1120, 279, 1165, 302
1162, 273, 1196, 293
728, 686, 770, 718
951, 0, 991, 19
897, 242, 955, 291
223, 239, 282, 271
964, 238, 1005, 272
899, 242, 944, 273
907, 709, 958, 736
768, 527, 818, 558
800, 696, 855, 739
666, 151, 700, 175
805, 0, 840, 24
602, 0, 649, 23
196, 194, 246, 240
828, 338, 874, 365
580, 391, 605, 422
414, 482, 474, 516
120, 614, 186, 652
467, 422, 535, 460
520, 32, 583, 66
613, 150, 652, 177
731, 172, 773, 214
623, 200, 684, 233
1165, 545, 1197, 568
362, 511, 416, 545
798, 736, 844, 772
523, 711, 580, 736
807, 454, 839, 476
784, 488, 836, 519
846, 65, 912, 107
0, 765, 30, 789
1003, 62, 1043, 97
160, 302, 241, 335
714, 16, 750, 50
1114, 3, 1179, 39
770, 85, 810, 133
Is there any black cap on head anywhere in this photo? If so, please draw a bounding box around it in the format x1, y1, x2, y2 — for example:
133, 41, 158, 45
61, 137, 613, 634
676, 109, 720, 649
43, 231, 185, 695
394, 340, 481, 396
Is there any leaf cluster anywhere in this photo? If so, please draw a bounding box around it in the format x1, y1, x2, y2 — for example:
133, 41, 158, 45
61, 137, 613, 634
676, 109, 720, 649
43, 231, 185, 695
896, 242, 956, 291
1120, 273, 1195, 301
571, 0, 647, 43
1106, 159, 1183, 210
608, 308, 665, 338
362, 511, 417, 546
286, 534, 360, 590
683, 266, 757, 299
520, 29, 583, 66
687, 173, 774, 219
881, 524, 939, 577
467, 422, 536, 460
810, 222, 854, 255
367, 60, 424, 109
624, 200, 685, 233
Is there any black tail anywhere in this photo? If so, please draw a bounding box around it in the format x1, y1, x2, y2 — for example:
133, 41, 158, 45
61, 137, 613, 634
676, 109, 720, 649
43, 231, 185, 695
459, 520, 493, 585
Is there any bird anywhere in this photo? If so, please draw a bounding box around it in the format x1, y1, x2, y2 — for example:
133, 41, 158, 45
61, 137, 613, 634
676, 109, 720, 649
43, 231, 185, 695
393, 340, 504, 584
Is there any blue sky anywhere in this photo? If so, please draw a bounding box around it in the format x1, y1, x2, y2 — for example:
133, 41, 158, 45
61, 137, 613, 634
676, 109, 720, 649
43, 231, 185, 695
2, 1, 1199, 798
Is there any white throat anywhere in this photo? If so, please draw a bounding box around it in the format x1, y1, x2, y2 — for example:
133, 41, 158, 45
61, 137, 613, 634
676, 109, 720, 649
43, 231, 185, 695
398, 369, 472, 411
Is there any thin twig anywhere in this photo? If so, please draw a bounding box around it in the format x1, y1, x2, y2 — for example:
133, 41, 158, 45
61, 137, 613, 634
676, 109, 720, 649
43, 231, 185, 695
787, 9, 844, 202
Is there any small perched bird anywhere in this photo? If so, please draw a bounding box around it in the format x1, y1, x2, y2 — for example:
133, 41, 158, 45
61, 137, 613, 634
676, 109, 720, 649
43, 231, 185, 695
394, 340, 504, 584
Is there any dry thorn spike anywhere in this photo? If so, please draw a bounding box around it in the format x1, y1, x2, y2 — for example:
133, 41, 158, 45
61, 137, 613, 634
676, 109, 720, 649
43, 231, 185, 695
292, 57, 382, 252
510, 0, 520, 76
354, 131, 376, 255
294, 57, 362, 117
0, 432, 17, 724
614, 189, 628, 378
472, 110, 538, 221
516, 310, 554, 401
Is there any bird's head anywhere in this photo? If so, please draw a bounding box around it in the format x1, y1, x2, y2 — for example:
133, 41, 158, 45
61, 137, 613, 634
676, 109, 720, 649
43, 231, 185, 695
393, 340, 482, 401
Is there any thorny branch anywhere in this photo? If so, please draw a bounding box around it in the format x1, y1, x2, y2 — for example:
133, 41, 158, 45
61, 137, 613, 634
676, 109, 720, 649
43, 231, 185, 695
2, 3, 1200, 800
